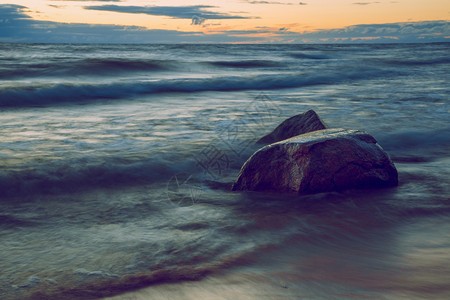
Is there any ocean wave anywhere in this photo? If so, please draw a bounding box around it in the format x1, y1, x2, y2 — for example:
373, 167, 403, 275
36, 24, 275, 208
0, 214, 37, 228
377, 128, 450, 151
0, 159, 181, 197
0, 69, 396, 107
17, 250, 259, 300
381, 57, 450, 66
376, 128, 450, 164
0, 58, 174, 79
288, 53, 330, 60
206, 60, 284, 68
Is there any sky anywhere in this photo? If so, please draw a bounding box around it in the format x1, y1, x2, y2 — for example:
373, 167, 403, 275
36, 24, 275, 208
0, 0, 449, 43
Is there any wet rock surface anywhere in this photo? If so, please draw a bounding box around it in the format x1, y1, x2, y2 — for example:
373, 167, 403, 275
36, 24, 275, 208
233, 128, 398, 194
257, 110, 327, 144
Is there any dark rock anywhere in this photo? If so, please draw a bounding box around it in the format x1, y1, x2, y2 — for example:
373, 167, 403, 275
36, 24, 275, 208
232, 129, 398, 194
257, 110, 327, 144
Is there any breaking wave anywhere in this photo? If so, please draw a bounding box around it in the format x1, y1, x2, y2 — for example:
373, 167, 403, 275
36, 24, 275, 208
0, 157, 194, 198
0, 68, 399, 107
0, 58, 174, 79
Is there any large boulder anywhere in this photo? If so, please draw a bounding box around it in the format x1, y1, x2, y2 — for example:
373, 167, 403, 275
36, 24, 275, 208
232, 129, 398, 194
257, 109, 327, 144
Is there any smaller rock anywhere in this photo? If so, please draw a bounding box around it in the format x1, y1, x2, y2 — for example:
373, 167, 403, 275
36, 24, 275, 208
257, 109, 327, 144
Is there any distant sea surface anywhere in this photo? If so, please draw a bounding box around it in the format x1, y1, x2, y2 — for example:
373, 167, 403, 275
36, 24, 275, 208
0, 43, 449, 300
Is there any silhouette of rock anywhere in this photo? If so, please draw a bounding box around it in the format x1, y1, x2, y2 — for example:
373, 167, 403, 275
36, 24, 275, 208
233, 129, 398, 194
257, 110, 327, 144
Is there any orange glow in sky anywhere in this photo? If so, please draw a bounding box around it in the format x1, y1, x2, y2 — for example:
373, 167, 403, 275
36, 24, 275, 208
2, 0, 449, 34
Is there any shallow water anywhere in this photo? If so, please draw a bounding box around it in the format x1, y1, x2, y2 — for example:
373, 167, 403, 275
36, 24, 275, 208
0, 43, 449, 299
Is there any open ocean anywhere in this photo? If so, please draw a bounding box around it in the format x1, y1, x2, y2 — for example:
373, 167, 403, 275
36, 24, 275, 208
0, 43, 449, 300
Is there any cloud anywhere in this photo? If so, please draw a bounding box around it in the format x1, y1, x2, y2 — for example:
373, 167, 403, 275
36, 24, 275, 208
84, 5, 249, 20
0, 4, 257, 43
0, 5, 448, 44
0, 4, 32, 40
297, 21, 450, 43
0, 4, 30, 19
48, 0, 122, 8
191, 15, 206, 26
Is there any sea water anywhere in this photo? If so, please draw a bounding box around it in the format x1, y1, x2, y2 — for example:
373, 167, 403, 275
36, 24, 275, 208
0, 43, 449, 299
